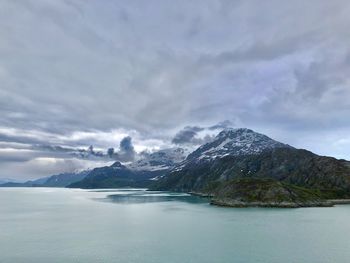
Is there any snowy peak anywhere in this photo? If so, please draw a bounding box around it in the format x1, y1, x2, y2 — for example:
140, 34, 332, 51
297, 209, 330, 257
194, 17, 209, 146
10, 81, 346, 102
187, 128, 291, 162
111, 161, 126, 169
217, 128, 255, 138
127, 148, 187, 171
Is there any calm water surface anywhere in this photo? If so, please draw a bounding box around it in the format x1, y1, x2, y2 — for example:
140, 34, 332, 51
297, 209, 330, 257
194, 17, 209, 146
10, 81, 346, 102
1, 188, 350, 263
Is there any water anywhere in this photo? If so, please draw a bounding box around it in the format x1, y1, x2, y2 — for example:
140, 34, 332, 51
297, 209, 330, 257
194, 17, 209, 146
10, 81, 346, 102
1, 188, 350, 263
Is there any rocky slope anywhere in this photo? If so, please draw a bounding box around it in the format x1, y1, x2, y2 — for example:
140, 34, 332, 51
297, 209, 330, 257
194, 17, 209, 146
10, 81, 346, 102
151, 128, 350, 207
207, 178, 332, 208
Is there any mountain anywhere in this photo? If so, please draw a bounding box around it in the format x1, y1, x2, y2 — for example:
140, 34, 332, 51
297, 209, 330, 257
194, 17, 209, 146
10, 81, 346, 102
186, 128, 290, 162
0, 171, 89, 188
0, 178, 22, 184
151, 128, 350, 207
0, 148, 187, 189
67, 161, 165, 189
209, 178, 333, 208
0, 176, 50, 187
67, 148, 187, 189
42, 170, 90, 187
128, 148, 187, 171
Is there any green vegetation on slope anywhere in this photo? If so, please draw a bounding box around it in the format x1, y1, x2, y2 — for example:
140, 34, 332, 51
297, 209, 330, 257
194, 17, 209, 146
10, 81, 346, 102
151, 147, 350, 207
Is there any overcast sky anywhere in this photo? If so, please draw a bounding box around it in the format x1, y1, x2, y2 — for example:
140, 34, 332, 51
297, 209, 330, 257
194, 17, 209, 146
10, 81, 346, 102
1, 0, 350, 180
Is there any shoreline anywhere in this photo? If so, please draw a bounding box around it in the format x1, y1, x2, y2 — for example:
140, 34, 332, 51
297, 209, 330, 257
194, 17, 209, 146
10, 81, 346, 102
209, 198, 333, 208
188, 192, 350, 208
329, 199, 350, 205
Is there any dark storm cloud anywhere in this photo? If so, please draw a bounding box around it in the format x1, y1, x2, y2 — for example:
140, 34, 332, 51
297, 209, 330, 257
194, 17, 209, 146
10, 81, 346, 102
172, 126, 204, 145
172, 122, 235, 146
209, 120, 233, 130
116, 136, 136, 162
0, 154, 32, 163
119, 137, 134, 153
1, 0, 350, 179
0, 133, 45, 146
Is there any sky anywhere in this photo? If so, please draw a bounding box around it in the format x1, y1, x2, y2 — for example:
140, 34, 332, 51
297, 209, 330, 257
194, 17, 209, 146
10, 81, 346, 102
1, 0, 350, 180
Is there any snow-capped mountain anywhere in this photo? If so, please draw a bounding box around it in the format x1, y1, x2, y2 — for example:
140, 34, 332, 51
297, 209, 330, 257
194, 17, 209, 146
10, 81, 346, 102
185, 128, 291, 163
152, 129, 350, 207
127, 148, 187, 171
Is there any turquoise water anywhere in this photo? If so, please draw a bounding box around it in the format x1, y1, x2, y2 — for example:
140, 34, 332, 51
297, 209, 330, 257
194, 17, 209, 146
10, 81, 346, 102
1, 188, 350, 263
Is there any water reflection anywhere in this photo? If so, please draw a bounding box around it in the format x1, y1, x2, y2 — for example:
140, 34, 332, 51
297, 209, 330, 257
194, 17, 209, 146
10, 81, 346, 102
98, 189, 208, 204
89, 188, 146, 193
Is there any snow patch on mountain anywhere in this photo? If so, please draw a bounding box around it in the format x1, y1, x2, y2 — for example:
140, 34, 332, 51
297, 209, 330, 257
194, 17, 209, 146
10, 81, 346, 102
185, 128, 292, 163
127, 148, 187, 171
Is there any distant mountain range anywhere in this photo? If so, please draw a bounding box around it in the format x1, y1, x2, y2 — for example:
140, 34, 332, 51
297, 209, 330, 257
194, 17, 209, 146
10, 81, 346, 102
67, 148, 187, 188
2, 128, 350, 208
67, 162, 163, 188
0, 170, 89, 188
0, 148, 187, 188
0, 178, 23, 184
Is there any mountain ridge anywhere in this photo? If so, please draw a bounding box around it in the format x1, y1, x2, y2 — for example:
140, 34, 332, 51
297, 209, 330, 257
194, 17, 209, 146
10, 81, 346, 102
151, 128, 350, 207
67, 148, 187, 189
0, 170, 89, 188
186, 128, 291, 162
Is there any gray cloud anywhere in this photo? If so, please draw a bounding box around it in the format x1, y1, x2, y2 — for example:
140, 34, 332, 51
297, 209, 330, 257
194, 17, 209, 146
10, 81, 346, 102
172, 122, 235, 146
117, 136, 136, 162
120, 137, 134, 153
172, 126, 204, 145
1, 0, 350, 179
209, 120, 233, 130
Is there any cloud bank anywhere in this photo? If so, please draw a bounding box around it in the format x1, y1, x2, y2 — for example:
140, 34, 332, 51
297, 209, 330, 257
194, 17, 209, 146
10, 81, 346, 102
1, 0, 350, 179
